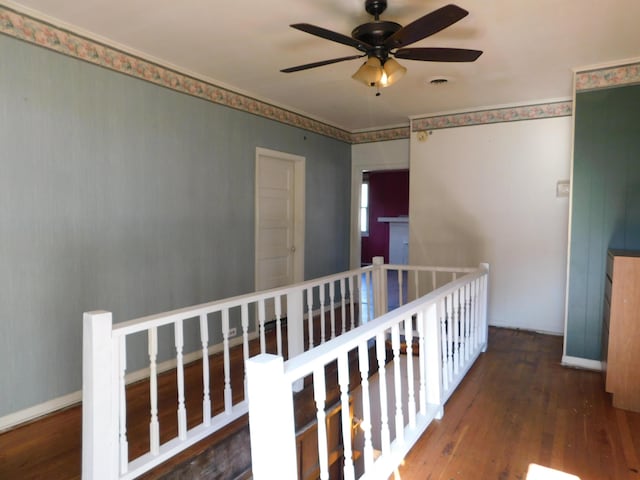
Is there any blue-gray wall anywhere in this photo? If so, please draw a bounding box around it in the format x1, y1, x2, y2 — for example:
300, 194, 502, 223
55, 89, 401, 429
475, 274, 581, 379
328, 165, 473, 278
566, 84, 640, 359
0, 34, 351, 416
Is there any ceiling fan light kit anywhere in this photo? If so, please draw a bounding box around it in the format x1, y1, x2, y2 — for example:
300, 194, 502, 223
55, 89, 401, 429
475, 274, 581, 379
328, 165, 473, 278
352, 56, 407, 88
381, 58, 407, 86
282, 1, 482, 92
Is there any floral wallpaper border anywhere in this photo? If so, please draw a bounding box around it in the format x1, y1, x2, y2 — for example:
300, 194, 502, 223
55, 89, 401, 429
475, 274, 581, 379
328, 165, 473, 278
575, 62, 640, 91
411, 101, 573, 132
350, 126, 411, 144
0, 5, 353, 143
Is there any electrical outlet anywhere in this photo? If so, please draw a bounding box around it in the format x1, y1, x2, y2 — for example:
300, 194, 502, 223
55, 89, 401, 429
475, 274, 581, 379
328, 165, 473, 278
228, 327, 237, 338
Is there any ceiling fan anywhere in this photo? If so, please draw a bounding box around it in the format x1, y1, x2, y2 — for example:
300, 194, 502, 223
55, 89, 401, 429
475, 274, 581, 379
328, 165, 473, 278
281, 1, 482, 90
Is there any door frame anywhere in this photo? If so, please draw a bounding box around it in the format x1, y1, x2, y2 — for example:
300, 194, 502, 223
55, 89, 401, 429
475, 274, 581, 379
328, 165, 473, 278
254, 147, 305, 290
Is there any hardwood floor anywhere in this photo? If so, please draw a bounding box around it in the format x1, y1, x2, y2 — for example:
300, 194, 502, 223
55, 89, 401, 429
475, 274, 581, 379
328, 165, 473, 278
2, 327, 639, 479
396, 328, 640, 480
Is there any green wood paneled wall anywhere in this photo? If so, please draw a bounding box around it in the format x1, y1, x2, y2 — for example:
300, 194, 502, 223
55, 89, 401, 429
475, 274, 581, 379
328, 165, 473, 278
566, 84, 640, 359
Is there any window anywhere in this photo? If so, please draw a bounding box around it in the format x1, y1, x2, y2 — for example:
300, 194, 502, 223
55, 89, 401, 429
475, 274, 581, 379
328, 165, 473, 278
360, 177, 369, 236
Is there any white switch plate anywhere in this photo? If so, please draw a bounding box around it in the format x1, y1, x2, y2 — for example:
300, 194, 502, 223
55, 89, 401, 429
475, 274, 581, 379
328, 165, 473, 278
556, 180, 570, 197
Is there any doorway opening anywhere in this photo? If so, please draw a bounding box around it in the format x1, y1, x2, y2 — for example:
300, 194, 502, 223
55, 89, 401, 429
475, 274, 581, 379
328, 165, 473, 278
360, 169, 409, 266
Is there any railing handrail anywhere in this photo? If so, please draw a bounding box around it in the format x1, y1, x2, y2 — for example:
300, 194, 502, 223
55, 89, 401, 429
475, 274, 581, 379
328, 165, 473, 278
382, 263, 477, 273
111, 262, 474, 337
112, 265, 374, 337
283, 265, 487, 383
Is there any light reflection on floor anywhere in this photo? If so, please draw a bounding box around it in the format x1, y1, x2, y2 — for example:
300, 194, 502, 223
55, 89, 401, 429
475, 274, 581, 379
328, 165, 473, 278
526, 463, 581, 480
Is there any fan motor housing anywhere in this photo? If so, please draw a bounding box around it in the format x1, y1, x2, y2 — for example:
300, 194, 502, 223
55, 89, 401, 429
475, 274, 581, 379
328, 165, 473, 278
352, 21, 401, 46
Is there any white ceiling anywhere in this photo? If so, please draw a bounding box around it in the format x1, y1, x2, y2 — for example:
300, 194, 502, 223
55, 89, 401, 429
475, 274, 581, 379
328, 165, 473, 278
6, 0, 640, 131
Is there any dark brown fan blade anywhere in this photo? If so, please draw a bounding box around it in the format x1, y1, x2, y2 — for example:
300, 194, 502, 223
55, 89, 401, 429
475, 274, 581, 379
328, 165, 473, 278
394, 47, 482, 62
291, 23, 373, 51
281, 54, 365, 73
385, 4, 469, 49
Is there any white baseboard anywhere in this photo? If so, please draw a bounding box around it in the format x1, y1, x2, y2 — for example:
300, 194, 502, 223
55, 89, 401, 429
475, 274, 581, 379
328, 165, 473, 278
561, 355, 603, 371
0, 390, 82, 433
0, 332, 257, 433
488, 322, 564, 336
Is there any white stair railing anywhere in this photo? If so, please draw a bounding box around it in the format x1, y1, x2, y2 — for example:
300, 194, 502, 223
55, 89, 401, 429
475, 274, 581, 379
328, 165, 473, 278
82, 259, 484, 479
82, 267, 366, 480
247, 263, 489, 480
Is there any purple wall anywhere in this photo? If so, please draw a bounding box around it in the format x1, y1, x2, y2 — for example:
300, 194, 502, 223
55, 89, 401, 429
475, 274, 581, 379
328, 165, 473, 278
361, 170, 409, 265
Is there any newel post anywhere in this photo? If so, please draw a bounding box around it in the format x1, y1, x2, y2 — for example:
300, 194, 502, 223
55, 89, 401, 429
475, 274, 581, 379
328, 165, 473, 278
82, 311, 118, 480
286, 290, 305, 392
479, 263, 490, 352
286, 289, 305, 360
247, 354, 298, 480
372, 256, 388, 316
424, 303, 444, 419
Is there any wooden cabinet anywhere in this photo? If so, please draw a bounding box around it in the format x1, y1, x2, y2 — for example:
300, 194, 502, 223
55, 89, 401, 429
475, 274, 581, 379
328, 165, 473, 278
602, 250, 640, 412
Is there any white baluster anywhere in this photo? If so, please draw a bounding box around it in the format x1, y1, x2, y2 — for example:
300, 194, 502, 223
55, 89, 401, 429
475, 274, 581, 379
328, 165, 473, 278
464, 284, 471, 361
330, 281, 336, 339
405, 317, 416, 429
340, 277, 347, 334
452, 272, 458, 282
174, 320, 187, 441
199, 315, 211, 426
413, 270, 419, 301
242, 303, 249, 394
148, 327, 160, 454
481, 265, 489, 351
391, 324, 404, 444
431, 270, 437, 292
313, 367, 330, 480
349, 276, 356, 329
358, 341, 374, 471
306, 287, 314, 348
473, 277, 480, 349
452, 289, 460, 374
275, 295, 282, 357
375, 332, 391, 454
416, 310, 427, 415
358, 273, 365, 324
398, 269, 403, 307
222, 309, 232, 413
258, 299, 266, 353
117, 335, 128, 474
338, 353, 355, 480
365, 271, 373, 322
445, 295, 454, 388
459, 285, 466, 363
319, 285, 326, 343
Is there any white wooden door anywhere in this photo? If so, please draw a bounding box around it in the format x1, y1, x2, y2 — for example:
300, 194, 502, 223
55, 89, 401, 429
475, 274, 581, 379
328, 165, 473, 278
255, 148, 305, 294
